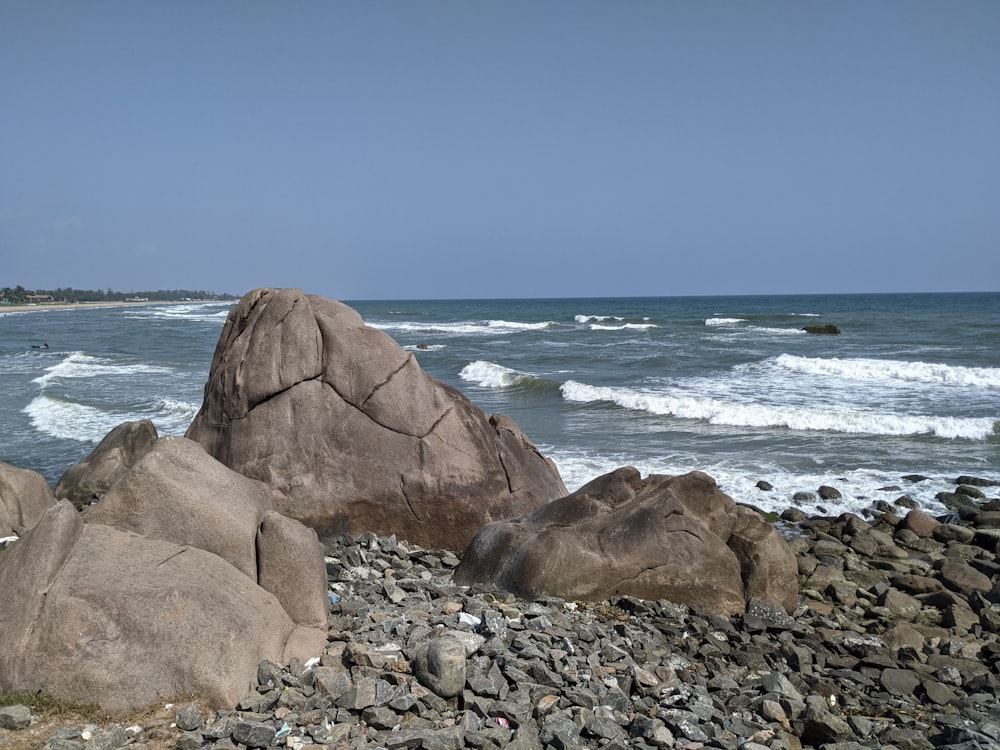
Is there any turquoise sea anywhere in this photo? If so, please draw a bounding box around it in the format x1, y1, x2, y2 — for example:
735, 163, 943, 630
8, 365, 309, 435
1, 292, 998, 518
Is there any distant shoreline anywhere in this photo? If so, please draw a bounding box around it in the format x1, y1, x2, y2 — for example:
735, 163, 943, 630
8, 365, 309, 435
0, 299, 228, 316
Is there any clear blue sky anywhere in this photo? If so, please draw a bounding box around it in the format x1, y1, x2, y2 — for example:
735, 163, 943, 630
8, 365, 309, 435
2, 2, 998, 299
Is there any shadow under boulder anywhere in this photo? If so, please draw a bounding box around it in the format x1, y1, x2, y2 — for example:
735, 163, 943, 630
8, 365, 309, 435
455, 467, 798, 616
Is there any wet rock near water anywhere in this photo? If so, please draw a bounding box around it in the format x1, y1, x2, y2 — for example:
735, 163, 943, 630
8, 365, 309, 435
7, 495, 998, 750
801, 323, 841, 335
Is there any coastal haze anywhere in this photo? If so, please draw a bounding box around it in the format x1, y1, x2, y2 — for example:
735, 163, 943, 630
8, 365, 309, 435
1, 2, 998, 299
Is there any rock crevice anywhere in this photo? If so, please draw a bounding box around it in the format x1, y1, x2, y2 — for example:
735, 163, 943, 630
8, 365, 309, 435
186, 288, 567, 550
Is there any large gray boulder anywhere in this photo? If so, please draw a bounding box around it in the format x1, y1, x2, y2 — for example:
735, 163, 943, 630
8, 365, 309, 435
0, 437, 329, 715
84, 436, 329, 631
55, 418, 158, 507
454, 467, 798, 616
84, 436, 277, 580
185, 288, 567, 550
0, 461, 55, 537
0, 502, 321, 715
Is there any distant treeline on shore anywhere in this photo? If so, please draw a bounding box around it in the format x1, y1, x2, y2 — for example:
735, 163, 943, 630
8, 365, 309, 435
0, 285, 238, 305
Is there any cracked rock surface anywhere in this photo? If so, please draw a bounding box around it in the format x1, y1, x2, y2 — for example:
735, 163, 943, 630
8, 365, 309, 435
455, 467, 798, 616
186, 288, 567, 550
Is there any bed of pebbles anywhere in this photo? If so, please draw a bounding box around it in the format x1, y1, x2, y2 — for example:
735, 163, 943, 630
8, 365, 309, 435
3, 478, 999, 750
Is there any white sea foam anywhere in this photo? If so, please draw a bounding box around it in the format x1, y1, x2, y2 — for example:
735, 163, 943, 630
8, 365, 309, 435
576, 314, 624, 323
124, 302, 233, 323
773, 354, 1000, 389
371, 319, 555, 335
459, 360, 534, 388
545, 447, 958, 516
154, 398, 202, 432
589, 323, 658, 331
705, 318, 805, 335
23, 396, 112, 442
33, 352, 171, 387
559, 380, 998, 439
705, 317, 746, 326
487, 319, 556, 331
746, 326, 807, 335
23, 394, 199, 443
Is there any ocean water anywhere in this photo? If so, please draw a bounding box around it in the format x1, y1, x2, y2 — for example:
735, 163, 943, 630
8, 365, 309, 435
2, 293, 998, 518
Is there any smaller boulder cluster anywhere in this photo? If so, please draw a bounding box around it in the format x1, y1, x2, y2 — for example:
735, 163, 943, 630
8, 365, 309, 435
0, 437, 329, 716
456, 468, 798, 616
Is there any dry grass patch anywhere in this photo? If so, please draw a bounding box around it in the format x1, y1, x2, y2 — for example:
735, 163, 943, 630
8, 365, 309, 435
0, 691, 201, 750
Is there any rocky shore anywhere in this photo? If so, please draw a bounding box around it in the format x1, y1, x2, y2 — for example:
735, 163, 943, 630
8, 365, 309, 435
1, 476, 997, 750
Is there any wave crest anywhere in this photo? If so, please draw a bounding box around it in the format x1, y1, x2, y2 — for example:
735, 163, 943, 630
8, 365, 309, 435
559, 380, 997, 439
459, 360, 548, 389
774, 354, 1000, 388
23, 394, 199, 443
33, 352, 171, 387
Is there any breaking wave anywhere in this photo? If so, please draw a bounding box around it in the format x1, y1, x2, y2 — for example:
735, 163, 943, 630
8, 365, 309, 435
705, 317, 747, 326
459, 360, 553, 390
371, 319, 558, 336
559, 380, 997, 439
33, 352, 171, 387
23, 394, 199, 443
772, 354, 1000, 389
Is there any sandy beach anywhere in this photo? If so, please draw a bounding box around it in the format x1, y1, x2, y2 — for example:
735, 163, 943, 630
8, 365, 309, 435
0, 299, 222, 316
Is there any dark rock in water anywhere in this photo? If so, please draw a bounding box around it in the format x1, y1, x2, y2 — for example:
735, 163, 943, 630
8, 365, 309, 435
902, 474, 930, 483
956, 475, 1000, 487
455, 467, 798, 615
0, 461, 55, 537
55, 419, 158, 508
802, 323, 841, 334
956, 484, 987, 500
756, 480, 774, 491
186, 288, 566, 550
793, 491, 818, 504
781, 507, 807, 522
937, 491, 980, 512
818, 485, 842, 500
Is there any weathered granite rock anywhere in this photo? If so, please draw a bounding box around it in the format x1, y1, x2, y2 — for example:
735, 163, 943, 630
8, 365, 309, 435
54, 419, 158, 508
455, 467, 798, 615
0, 436, 329, 718
186, 288, 566, 550
0, 502, 322, 716
84, 436, 276, 578
0, 461, 54, 537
